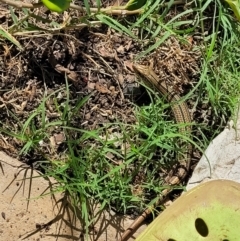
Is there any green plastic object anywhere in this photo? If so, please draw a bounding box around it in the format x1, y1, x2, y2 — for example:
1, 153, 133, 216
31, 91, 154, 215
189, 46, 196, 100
136, 179, 240, 241
41, 0, 71, 13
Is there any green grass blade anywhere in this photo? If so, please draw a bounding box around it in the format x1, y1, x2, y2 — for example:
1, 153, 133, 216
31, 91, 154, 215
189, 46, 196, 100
9, 6, 18, 24
136, 31, 171, 59
0, 25, 23, 50
131, 0, 162, 28
96, 14, 136, 38
83, 0, 91, 15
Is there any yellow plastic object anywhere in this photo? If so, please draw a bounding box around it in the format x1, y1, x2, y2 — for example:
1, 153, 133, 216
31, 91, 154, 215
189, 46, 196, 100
41, 0, 71, 13
136, 179, 240, 241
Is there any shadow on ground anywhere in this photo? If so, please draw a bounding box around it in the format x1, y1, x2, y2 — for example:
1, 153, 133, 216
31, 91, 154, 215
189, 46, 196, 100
0, 151, 146, 241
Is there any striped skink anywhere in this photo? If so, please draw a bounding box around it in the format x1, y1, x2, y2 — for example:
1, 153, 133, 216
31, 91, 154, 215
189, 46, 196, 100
118, 63, 192, 241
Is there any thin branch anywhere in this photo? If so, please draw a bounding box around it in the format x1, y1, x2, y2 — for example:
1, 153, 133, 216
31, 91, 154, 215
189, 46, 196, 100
0, 0, 186, 15
69, 4, 144, 15
0, 0, 142, 14
0, 0, 42, 8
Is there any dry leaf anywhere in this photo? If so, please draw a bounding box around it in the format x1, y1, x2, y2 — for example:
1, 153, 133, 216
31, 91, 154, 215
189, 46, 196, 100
95, 82, 110, 94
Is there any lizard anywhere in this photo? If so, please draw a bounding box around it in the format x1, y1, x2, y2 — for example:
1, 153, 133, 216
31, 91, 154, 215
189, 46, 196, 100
118, 63, 192, 241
